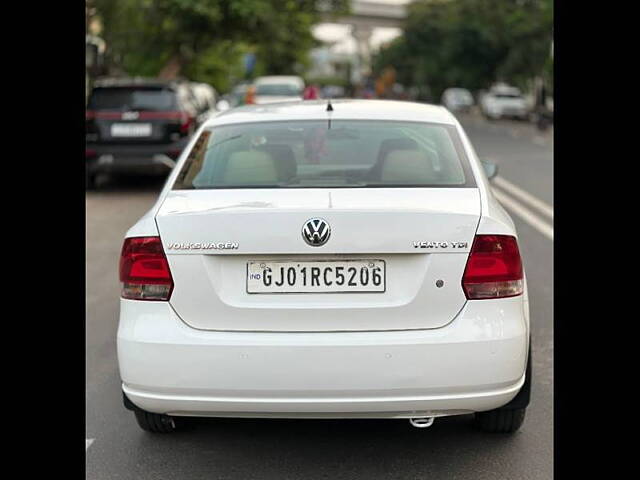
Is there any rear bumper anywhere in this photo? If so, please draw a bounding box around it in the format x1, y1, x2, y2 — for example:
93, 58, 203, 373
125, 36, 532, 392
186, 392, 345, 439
117, 297, 528, 418
500, 108, 528, 118
122, 379, 525, 419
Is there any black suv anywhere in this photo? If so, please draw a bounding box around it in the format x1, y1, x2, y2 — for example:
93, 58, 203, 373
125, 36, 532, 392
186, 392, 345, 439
86, 78, 202, 188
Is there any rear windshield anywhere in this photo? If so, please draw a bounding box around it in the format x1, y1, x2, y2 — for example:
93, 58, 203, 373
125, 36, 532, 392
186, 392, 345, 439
88, 87, 177, 111
173, 120, 475, 189
448, 89, 472, 99
255, 84, 302, 96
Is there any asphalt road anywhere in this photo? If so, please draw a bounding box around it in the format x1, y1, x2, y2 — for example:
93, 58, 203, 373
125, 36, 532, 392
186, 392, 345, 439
86, 113, 553, 479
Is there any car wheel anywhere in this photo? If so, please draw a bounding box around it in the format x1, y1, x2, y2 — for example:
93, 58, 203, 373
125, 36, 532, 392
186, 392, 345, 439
474, 407, 526, 433
134, 409, 179, 433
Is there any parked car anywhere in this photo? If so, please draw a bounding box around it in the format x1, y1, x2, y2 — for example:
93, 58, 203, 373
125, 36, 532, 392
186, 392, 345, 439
480, 84, 528, 120
190, 82, 219, 123
321, 84, 345, 99
441, 87, 474, 113
253, 75, 304, 104
118, 99, 531, 435
86, 78, 201, 188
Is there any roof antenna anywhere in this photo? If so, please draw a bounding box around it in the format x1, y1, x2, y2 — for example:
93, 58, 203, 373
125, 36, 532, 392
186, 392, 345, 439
326, 98, 333, 129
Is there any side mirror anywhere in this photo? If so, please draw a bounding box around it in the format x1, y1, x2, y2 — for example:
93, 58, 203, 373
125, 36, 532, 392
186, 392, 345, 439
216, 99, 230, 112
481, 159, 499, 180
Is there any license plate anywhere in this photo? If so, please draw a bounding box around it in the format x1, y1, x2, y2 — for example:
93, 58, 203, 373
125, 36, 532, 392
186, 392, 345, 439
110, 123, 152, 137
247, 260, 386, 294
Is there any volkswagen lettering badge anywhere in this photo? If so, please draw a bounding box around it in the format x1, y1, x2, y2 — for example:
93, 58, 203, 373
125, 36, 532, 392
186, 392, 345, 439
302, 218, 331, 247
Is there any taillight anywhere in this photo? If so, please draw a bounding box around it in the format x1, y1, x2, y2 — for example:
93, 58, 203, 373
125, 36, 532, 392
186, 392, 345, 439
462, 235, 523, 300
167, 148, 182, 160
138, 111, 192, 135
85, 148, 96, 158
179, 114, 193, 134
119, 237, 173, 301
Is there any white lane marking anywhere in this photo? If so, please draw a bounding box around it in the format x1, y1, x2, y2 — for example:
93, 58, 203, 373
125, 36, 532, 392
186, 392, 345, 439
492, 188, 554, 240
493, 176, 554, 219
86, 438, 94, 451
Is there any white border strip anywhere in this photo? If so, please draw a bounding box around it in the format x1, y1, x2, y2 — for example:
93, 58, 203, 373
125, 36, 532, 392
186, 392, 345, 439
86, 438, 94, 451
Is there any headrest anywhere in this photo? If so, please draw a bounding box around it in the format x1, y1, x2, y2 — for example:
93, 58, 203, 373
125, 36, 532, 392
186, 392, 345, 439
379, 149, 436, 184
257, 144, 297, 181
222, 150, 278, 185
367, 137, 420, 180
377, 138, 419, 162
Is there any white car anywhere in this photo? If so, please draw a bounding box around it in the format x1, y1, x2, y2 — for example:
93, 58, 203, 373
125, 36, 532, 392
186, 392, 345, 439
480, 85, 528, 120
253, 75, 304, 104
118, 100, 531, 434
441, 87, 474, 113
190, 82, 218, 122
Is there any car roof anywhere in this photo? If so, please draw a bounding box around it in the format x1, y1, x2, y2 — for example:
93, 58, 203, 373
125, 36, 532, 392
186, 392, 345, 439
254, 76, 304, 85
445, 87, 470, 92
205, 99, 457, 127
490, 84, 521, 95
92, 77, 185, 89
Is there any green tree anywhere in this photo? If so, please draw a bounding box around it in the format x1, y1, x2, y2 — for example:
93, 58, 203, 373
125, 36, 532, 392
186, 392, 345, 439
373, 0, 553, 99
93, 0, 349, 92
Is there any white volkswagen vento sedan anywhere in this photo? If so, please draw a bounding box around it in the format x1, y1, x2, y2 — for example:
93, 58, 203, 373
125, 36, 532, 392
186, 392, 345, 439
117, 100, 530, 434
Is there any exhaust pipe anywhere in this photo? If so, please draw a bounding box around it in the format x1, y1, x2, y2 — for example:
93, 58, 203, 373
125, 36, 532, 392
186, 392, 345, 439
409, 417, 435, 428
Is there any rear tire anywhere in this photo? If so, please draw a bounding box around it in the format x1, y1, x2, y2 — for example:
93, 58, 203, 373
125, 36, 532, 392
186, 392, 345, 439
134, 410, 179, 433
474, 341, 530, 434
474, 407, 526, 433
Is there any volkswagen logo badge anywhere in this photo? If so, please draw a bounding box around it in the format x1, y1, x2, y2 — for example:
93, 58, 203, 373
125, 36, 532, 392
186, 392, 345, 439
302, 218, 331, 247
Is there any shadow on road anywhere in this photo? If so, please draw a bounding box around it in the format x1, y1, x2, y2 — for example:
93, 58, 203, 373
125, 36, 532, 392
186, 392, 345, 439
122, 416, 529, 478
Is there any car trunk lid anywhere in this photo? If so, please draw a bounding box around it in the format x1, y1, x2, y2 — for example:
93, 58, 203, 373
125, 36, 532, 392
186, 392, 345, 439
156, 188, 480, 331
